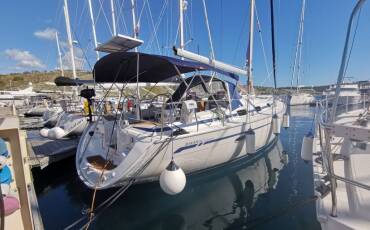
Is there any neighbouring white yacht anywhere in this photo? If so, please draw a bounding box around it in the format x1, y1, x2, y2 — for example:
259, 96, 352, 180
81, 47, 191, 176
289, 92, 316, 106
0, 83, 47, 107
301, 1, 370, 229
288, 0, 316, 106
75, 52, 286, 190
323, 82, 362, 105
39, 97, 89, 140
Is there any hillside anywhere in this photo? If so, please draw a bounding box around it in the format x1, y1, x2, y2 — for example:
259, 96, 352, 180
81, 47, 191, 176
0, 71, 337, 94
0, 70, 92, 91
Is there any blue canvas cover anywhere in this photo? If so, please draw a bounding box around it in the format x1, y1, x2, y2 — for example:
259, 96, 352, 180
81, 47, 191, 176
0, 138, 8, 157
93, 52, 239, 83
0, 166, 12, 185
227, 83, 243, 110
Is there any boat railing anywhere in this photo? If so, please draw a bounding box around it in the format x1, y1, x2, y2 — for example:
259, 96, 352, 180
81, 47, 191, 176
117, 95, 246, 137
115, 93, 282, 139
314, 90, 370, 217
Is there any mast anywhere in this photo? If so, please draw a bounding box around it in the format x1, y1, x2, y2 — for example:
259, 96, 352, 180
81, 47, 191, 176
179, 0, 186, 61
291, 0, 306, 92
131, 0, 140, 119
63, 0, 77, 79
247, 0, 255, 94
110, 0, 117, 35
131, 0, 138, 51
55, 32, 64, 77
87, 0, 100, 60
296, 0, 306, 92
179, 0, 185, 50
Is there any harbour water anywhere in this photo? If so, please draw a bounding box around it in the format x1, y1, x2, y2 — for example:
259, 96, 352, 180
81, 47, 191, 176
33, 106, 321, 230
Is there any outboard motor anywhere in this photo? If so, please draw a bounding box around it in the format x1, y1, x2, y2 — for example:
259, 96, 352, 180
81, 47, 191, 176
80, 87, 96, 122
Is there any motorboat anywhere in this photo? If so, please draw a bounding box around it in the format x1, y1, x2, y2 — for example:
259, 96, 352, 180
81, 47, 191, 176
323, 83, 362, 106
75, 52, 286, 190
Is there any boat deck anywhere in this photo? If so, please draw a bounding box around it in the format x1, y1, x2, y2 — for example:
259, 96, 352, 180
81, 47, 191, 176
0, 108, 44, 230
313, 109, 370, 230
26, 130, 78, 169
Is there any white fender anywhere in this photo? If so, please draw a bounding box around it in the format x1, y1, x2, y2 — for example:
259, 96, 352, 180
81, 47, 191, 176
48, 127, 66, 140
282, 113, 290, 129
272, 114, 281, 134
160, 160, 186, 195
301, 132, 314, 161
245, 128, 256, 154
40, 128, 50, 138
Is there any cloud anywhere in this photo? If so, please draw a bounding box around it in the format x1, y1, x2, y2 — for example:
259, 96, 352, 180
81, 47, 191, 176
4, 49, 45, 68
60, 41, 69, 49
34, 27, 57, 40
61, 47, 85, 70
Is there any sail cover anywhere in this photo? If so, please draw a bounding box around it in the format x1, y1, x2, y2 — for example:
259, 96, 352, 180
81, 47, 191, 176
93, 52, 239, 83
54, 76, 94, 86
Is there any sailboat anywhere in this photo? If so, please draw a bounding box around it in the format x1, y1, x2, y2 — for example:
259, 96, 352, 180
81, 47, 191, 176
75, 0, 287, 191
39, 0, 91, 140
288, 0, 315, 106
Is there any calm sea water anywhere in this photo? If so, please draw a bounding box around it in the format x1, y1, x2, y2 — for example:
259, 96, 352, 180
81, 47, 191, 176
33, 106, 321, 230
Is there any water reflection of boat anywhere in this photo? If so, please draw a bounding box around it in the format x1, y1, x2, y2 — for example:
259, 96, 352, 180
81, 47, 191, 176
86, 139, 288, 230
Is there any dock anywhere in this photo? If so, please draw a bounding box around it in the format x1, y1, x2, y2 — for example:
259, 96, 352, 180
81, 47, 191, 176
26, 130, 78, 169
0, 107, 44, 230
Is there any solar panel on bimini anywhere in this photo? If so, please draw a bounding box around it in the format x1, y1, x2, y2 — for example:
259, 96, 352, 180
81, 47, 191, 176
95, 34, 143, 53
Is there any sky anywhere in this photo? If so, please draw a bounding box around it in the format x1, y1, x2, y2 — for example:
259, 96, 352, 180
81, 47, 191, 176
0, 0, 369, 87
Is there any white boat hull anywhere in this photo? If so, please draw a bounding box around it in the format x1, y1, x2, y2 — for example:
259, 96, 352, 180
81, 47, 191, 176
289, 93, 316, 106
76, 99, 286, 189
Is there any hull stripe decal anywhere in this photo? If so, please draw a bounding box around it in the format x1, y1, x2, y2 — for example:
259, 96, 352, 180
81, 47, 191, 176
174, 122, 271, 154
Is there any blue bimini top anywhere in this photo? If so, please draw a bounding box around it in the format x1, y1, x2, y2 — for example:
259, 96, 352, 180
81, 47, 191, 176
0, 166, 12, 185
0, 138, 8, 157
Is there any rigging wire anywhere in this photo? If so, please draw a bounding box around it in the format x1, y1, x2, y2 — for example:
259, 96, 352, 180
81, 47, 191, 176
185, 0, 194, 49
84, 81, 127, 230
72, 65, 142, 229
76, 0, 88, 32
254, 3, 273, 86
145, 0, 161, 52
72, 31, 93, 71
65, 130, 175, 230
137, 0, 148, 35
231, 11, 247, 64
116, 0, 129, 34
97, 0, 114, 35
145, 0, 168, 53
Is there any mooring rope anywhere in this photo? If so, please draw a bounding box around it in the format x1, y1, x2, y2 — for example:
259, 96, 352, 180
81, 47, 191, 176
64, 135, 174, 230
